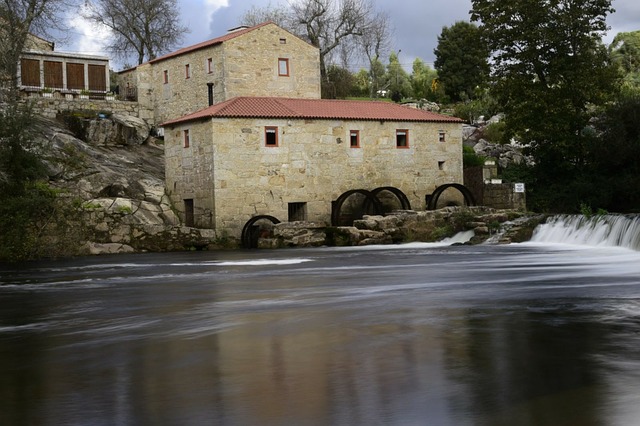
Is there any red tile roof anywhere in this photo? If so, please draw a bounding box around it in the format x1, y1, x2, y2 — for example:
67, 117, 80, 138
118, 22, 274, 72
162, 97, 462, 127
149, 22, 273, 65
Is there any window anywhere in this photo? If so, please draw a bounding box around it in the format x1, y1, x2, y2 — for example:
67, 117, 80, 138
438, 161, 445, 170
396, 129, 409, 148
278, 58, 289, 76
288, 202, 307, 221
184, 199, 194, 227
350, 130, 360, 148
163, 70, 169, 84
279, 38, 287, 44
439, 131, 446, 142
265, 126, 278, 146
183, 129, 190, 148
207, 58, 213, 74
185, 64, 190, 79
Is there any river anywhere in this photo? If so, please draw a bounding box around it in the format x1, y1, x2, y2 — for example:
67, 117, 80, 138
1, 216, 640, 425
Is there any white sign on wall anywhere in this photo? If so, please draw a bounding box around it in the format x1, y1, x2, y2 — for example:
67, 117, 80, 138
514, 183, 525, 193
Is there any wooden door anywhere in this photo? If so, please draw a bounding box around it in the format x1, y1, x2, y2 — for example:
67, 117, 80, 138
20, 59, 40, 87
44, 61, 63, 89
88, 64, 106, 91
66, 63, 85, 90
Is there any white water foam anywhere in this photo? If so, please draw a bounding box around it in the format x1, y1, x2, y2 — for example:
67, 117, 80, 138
328, 230, 475, 252
530, 215, 640, 251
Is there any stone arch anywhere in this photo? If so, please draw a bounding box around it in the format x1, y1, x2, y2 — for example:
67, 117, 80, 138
331, 189, 383, 226
426, 183, 477, 210
241, 215, 281, 249
371, 186, 412, 211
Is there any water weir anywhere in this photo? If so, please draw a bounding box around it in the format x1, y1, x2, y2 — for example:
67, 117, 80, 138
531, 214, 640, 250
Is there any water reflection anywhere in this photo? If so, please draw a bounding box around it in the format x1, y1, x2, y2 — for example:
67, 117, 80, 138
1, 245, 640, 425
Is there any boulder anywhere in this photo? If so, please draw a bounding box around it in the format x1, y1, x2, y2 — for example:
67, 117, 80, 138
111, 114, 150, 145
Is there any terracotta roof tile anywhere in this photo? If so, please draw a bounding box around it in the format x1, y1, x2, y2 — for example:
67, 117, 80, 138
149, 22, 272, 65
162, 97, 462, 127
118, 22, 274, 72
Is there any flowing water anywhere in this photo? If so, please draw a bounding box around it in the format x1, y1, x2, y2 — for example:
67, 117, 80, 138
1, 216, 640, 425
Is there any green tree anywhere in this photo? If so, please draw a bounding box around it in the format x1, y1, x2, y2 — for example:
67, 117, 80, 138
352, 68, 370, 97
410, 58, 441, 101
609, 31, 640, 94
586, 94, 640, 212
369, 57, 387, 97
433, 21, 489, 102
0, 105, 58, 261
324, 64, 354, 99
385, 51, 411, 101
471, 0, 620, 209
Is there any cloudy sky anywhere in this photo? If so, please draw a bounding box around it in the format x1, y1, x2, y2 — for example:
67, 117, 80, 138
63, 0, 640, 71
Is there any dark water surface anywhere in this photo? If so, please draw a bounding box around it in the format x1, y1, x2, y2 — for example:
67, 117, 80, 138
1, 242, 640, 425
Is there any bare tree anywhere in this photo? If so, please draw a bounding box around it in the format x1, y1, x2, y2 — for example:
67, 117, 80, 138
240, 0, 388, 96
83, 0, 188, 65
240, 2, 292, 29
0, 0, 70, 99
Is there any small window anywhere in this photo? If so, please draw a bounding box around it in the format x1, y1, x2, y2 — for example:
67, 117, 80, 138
438, 161, 445, 170
207, 58, 213, 74
265, 126, 278, 146
185, 64, 190, 79
163, 70, 169, 84
184, 199, 194, 227
439, 131, 446, 142
396, 129, 409, 148
288, 202, 307, 221
279, 38, 287, 44
183, 129, 190, 148
278, 58, 289, 76
350, 130, 360, 148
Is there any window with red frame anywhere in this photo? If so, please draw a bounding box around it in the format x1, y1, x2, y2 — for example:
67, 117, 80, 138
350, 130, 360, 148
265, 126, 278, 146
278, 58, 289, 76
396, 129, 409, 148
183, 129, 190, 148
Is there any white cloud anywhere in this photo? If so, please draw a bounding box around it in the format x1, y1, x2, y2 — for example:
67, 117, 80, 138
66, 9, 111, 57
203, 0, 229, 27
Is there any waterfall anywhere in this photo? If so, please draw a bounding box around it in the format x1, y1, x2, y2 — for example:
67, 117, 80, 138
531, 214, 640, 250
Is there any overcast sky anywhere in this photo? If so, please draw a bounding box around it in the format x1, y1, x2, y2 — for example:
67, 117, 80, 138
63, 0, 640, 71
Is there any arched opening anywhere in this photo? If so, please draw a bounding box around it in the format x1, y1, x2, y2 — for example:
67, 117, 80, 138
331, 189, 383, 226
371, 186, 412, 213
426, 184, 477, 210
241, 215, 281, 249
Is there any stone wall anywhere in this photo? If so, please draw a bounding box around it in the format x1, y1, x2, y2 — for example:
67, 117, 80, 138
165, 116, 463, 238
464, 165, 526, 211
117, 23, 321, 126
483, 183, 526, 211
23, 96, 154, 124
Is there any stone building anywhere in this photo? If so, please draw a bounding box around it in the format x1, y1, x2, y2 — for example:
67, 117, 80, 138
17, 34, 110, 97
162, 97, 463, 238
118, 22, 321, 126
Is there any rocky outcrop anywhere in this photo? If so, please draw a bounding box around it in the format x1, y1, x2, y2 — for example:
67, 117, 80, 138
462, 114, 534, 169
472, 139, 533, 169
33, 114, 219, 256
254, 207, 539, 248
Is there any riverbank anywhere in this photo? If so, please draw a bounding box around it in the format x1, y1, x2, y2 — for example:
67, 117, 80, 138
255, 207, 546, 249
